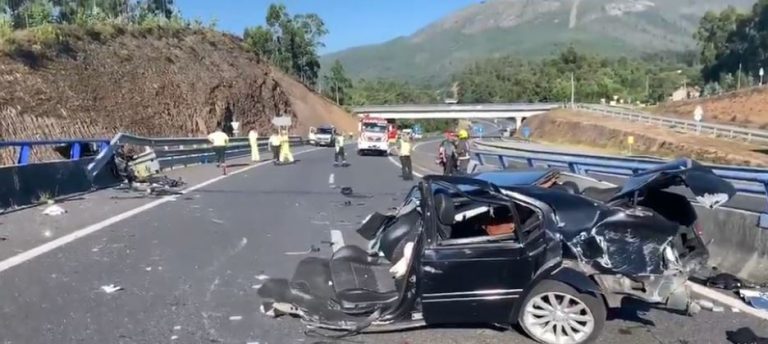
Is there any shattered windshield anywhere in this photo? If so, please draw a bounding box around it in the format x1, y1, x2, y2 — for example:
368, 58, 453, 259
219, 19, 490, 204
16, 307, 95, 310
362, 123, 387, 133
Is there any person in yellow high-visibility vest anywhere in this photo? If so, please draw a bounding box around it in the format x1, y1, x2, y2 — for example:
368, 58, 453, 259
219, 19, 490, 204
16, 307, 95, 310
207, 127, 229, 168
334, 131, 346, 166
248, 128, 260, 162
269, 130, 282, 162
279, 130, 294, 163
398, 133, 413, 180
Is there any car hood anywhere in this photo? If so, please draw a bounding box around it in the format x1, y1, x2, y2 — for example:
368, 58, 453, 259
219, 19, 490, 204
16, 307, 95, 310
609, 159, 736, 209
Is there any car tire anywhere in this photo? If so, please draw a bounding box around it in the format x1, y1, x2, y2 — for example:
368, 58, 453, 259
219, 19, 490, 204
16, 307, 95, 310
518, 279, 606, 344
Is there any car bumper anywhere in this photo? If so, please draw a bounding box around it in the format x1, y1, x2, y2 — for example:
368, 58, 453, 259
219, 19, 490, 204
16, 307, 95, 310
358, 142, 388, 151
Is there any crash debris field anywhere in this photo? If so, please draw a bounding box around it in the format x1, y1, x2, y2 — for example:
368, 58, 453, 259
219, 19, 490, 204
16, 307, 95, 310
0, 27, 357, 165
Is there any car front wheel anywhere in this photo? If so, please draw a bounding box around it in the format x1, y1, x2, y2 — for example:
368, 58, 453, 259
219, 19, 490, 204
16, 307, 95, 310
518, 280, 606, 344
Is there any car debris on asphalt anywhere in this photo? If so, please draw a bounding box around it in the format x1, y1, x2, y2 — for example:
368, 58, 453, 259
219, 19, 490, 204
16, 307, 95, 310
42, 204, 66, 216
100, 284, 124, 294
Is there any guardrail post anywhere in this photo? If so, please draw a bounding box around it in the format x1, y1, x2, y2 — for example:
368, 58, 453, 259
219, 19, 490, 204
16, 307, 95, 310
17, 145, 32, 165
526, 158, 534, 168
475, 153, 486, 166
497, 156, 508, 169
70, 143, 82, 160
567, 162, 580, 174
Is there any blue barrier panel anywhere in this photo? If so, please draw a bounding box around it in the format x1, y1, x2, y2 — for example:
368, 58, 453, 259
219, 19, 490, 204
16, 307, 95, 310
1, 139, 110, 166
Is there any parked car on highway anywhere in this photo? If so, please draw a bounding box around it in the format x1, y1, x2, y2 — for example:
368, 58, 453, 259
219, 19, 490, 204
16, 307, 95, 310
308, 126, 336, 147
258, 160, 735, 344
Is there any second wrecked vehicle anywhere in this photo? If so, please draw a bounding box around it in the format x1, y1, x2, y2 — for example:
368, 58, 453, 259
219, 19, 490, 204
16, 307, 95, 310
258, 159, 735, 344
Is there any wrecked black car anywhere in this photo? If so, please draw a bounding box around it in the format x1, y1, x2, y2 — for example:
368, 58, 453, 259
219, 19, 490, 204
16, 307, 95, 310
258, 159, 735, 344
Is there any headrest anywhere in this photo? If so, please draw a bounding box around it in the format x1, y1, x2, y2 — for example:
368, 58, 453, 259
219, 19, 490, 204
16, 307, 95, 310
434, 192, 455, 226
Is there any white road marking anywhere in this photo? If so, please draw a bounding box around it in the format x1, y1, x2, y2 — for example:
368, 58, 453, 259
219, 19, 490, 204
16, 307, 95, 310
328, 173, 335, 185
386, 140, 768, 321
0, 147, 323, 274
330, 230, 345, 252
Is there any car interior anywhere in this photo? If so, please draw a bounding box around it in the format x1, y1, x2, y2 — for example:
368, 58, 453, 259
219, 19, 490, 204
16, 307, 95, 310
432, 184, 542, 245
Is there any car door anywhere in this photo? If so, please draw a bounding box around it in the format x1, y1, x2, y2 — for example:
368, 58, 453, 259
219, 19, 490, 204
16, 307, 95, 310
421, 238, 536, 324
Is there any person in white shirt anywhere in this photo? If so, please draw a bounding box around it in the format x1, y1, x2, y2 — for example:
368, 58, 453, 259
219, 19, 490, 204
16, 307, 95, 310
207, 127, 229, 167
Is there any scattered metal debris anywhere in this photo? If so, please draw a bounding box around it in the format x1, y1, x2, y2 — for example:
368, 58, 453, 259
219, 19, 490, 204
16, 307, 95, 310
173, 326, 181, 331
740, 289, 768, 311
210, 219, 224, 224
252, 284, 262, 289
340, 187, 353, 196
0, 236, 7, 242
707, 273, 744, 290
42, 205, 66, 216
145, 267, 152, 271
284, 245, 321, 256
171, 335, 178, 340
229, 315, 243, 321
100, 284, 124, 294
255, 274, 270, 281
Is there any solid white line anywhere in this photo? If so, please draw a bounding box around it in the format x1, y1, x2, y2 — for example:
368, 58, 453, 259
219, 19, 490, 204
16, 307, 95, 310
0, 147, 323, 274
330, 230, 345, 252
328, 173, 335, 185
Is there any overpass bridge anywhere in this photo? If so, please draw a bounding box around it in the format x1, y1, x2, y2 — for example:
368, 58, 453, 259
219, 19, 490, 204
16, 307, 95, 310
352, 103, 562, 128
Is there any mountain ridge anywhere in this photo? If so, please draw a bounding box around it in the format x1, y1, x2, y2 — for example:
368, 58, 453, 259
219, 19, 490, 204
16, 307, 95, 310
322, 0, 754, 83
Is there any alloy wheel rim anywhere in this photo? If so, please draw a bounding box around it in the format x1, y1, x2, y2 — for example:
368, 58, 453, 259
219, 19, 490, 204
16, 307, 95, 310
522, 291, 595, 344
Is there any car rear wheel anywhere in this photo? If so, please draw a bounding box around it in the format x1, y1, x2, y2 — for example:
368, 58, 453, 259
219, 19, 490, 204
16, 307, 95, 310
518, 280, 605, 344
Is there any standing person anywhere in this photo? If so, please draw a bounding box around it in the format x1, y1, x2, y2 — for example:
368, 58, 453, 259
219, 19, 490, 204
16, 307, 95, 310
398, 133, 413, 180
456, 129, 471, 175
439, 131, 457, 175
334, 130, 346, 166
279, 129, 294, 164
248, 128, 260, 162
207, 127, 229, 174
269, 130, 282, 163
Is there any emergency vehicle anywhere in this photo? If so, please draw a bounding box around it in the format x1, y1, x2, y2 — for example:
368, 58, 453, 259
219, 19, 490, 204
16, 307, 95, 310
357, 116, 391, 156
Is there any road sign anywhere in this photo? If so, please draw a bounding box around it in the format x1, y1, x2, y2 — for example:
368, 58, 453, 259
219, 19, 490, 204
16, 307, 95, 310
627, 136, 634, 145
693, 106, 703, 122
760, 67, 764, 77
522, 126, 531, 139
271, 116, 292, 127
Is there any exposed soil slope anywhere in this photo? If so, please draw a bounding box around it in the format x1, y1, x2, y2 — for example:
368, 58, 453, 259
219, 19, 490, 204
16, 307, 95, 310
654, 87, 768, 130
521, 109, 768, 167
0, 27, 356, 164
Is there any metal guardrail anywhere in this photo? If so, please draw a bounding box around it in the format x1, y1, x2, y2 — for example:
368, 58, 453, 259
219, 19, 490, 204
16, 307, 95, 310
576, 103, 768, 144
0, 139, 111, 165
85, 133, 304, 180
473, 140, 768, 200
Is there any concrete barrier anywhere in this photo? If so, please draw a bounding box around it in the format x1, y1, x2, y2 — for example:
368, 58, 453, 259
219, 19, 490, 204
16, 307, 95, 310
0, 157, 119, 211
695, 206, 768, 283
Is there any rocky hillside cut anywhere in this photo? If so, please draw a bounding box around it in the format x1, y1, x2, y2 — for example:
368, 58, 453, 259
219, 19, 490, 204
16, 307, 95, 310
1, 27, 357, 164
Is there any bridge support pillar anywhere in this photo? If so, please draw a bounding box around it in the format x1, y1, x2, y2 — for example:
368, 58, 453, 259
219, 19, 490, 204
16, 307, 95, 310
515, 117, 524, 130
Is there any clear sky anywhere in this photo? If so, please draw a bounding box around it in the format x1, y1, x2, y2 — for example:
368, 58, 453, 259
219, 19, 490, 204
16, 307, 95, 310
176, 0, 478, 55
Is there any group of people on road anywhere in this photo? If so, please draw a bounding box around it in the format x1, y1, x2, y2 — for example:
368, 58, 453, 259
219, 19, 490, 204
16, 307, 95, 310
206, 124, 471, 179
206, 125, 295, 175
437, 129, 471, 176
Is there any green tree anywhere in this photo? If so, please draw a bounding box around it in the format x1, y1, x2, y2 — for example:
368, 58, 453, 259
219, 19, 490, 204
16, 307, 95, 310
244, 3, 327, 87
322, 59, 352, 105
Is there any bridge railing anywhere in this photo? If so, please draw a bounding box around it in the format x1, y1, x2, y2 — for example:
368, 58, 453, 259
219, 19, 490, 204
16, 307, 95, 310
575, 103, 768, 144
473, 140, 768, 200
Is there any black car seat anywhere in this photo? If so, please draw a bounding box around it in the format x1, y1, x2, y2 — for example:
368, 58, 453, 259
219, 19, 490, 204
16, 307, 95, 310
328, 206, 421, 311
434, 191, 456, 239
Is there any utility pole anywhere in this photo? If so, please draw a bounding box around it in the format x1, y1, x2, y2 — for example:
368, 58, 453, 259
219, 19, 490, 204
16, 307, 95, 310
570, 72, 575, 108
334, 81, 339, 104
645, 75, 649, 101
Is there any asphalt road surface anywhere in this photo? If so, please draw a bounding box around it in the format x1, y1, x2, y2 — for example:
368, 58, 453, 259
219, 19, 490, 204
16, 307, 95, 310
0, 143, 766, 344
